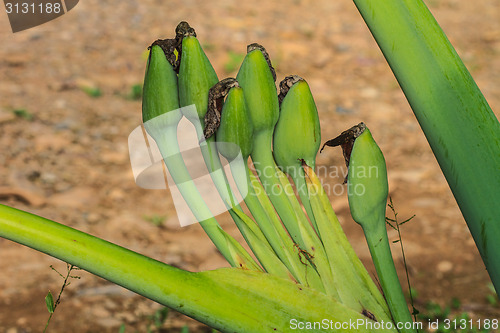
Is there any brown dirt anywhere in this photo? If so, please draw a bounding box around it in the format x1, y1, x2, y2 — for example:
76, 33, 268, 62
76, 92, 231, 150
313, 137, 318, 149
0, 0, 499, 332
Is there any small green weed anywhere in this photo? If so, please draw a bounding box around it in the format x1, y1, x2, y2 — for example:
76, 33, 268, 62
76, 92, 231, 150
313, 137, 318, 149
128, 84, 143, 101
12, 108, 33, 120
146, 307, 170, 333
44, 264, 81, 333
386, 197, 419, 318
143, 214, 167, 227
223, 50, 245, 73
417, 297, 496, 333
82, 86, 102, 98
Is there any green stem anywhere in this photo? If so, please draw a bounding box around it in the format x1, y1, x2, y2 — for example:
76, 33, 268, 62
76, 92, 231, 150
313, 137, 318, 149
148, 124, 258, 269
194, 121, 240, 209
363, 217, 415, 333
230, 160, 285, 249
353, 0, 500, 292
250, 130, 306, 248
289, 165, 318, 233
190, 121, 283, 272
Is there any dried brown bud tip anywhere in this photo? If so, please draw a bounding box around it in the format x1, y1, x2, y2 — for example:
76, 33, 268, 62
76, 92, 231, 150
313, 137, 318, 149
149, 39, 178, 69
175, 21, 196, 40
278, 75, 303, 105
247, 43, 276, 82
203, 78, 240, 141
321, 122, 366, 183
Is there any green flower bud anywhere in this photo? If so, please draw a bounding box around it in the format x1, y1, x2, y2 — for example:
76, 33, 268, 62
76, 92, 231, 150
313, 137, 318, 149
347, 126, 388, 232
216, 86, 254, 160
236, 44, 278, 133
273, 76, 321, 172
142, 44, 181, 126
178, 36, 218, 121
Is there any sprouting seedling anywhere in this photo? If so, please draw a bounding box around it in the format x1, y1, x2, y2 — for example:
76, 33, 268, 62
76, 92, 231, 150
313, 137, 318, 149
385, 196, 420, 322
12, 108, 33, 120
143, 214, 167, 227
43, 264, 81, 333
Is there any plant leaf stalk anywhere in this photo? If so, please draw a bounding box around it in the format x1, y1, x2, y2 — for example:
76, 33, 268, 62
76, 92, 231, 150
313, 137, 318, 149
0, 204, 396, 333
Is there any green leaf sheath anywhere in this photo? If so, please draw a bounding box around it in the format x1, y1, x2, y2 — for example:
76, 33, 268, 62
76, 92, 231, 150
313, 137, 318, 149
0, 204, 399, 333
353, 0, 500, 292
215, 84, 324, 288
185, 111, 280, 272
251, 130, 336, 297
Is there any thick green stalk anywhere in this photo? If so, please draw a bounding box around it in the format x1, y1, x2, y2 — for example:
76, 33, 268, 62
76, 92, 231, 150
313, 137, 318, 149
250, 130, 306, 248
289, 166, 318, 232
353, 0, 500, 291
363, 217, 414, 332
0, 204, 397, 333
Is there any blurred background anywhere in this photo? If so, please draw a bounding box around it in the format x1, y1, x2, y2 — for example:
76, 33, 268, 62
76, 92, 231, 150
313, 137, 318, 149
0, 0, 498, 331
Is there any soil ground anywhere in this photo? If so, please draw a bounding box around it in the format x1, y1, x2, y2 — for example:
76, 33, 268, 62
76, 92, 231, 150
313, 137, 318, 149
0, 0, 499, 332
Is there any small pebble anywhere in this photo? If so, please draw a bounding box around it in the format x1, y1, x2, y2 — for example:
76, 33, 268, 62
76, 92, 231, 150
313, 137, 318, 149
437, 260, 453, 273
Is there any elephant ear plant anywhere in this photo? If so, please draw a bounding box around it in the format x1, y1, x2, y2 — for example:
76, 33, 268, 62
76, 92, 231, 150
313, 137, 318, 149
0, 21, 408, 332
0, 1, 497, 331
